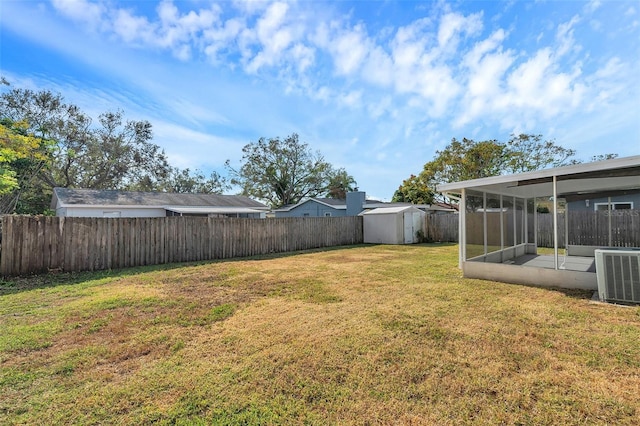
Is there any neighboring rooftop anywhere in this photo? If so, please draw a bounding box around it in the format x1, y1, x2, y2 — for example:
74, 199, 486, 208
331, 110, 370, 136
51, 188, 268, 209
274, 197, 347, 212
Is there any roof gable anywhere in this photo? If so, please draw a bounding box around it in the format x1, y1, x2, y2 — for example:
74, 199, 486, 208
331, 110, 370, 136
274, 197, 346, 212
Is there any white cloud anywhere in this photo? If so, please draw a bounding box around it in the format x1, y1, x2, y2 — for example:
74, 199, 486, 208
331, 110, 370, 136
437, 12, 483, 52
51, 0, 106, 30
456, 30, 515, 126
329, 24, 371, 76
362, 46, 393, 86
290, 43, 315, 73
154, 0, 219, 56
390, 18, 431, 69
367, 95, 392, 120
594, 57, 624, 79
383, 16, 462, 115
203, 17, 245, 63
338, 90, 363, 108
584, 0, 602, 14
555, 15, 580, 58
112, 8, 155, 45
244, 2, 295, 72
507, 49, 555, 107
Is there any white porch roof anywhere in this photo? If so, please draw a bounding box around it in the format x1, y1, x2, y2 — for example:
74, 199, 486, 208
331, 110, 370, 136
437, 155, 640, 198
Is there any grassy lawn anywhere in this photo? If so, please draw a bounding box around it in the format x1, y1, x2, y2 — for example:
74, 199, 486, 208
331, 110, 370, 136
1, 244, 639, 425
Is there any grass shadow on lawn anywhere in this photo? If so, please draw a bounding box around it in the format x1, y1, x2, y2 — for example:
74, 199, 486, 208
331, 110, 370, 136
513, 283, 595, 301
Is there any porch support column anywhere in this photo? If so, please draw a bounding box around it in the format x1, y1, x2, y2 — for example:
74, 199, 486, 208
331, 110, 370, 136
524, 198, 528, 245
513, 196, 517, 247
564, 201, 569, 252
460, 188, 466, 268
608, 196, 612, 246
553, 175, 559, 270
534, 198, 538, 251
483, 192, 487, 255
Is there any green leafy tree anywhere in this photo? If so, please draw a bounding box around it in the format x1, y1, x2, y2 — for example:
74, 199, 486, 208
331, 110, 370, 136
0, 119, 53, 212
226, 133, 352, 208
590, 153, 618, 162
0, 83, 172, 213
395, 135, 600, 205
394, 138, 505, 204
158, 167, 230, 194
504, 134, 578, 173
63, 110, 170, 190
326, 168, 357, 199
427, 138, 506, 183
391, 174, 434, 204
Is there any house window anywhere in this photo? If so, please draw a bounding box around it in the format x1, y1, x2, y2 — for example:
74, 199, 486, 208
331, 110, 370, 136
324, 212, 332, 217
303, 213, 310, 217
594, 202, 633, 211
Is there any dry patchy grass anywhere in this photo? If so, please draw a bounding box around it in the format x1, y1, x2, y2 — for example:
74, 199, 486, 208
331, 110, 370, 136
1, 244, 639, 425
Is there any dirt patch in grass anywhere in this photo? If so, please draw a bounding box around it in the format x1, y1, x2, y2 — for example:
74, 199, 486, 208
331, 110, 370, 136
1, 244, 639, 425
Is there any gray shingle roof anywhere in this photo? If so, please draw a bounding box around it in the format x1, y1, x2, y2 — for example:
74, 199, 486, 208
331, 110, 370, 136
52, 188, 268, 209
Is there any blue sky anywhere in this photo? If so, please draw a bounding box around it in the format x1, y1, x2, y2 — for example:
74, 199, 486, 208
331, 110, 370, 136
1, 0, 639, 200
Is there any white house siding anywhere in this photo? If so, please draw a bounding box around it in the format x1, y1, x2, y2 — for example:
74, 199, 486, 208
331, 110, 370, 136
61, 207, 167, 218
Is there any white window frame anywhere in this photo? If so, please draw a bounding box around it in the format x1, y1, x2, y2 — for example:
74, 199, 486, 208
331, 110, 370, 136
594, 202, 633, 211
324, 212, 332, 217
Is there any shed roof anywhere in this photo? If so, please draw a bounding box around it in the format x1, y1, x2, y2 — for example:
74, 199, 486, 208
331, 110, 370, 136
52, 188, 268, 209
436, 155, 640, 199
361, 206, 424, 215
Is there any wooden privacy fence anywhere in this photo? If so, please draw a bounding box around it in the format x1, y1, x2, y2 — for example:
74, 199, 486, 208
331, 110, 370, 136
0, 215, 363, 276
425, 214, 459, 242
537, 211, 640, 248
423, 210, 640, 247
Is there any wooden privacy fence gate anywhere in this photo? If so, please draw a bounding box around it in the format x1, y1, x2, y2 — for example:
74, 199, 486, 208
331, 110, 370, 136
0, 215, 363, 276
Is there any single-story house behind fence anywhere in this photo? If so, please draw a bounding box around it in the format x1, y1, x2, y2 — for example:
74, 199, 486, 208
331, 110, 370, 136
361, 206, 426, 244
273, 191, 455, 218
436, 155, 640, 304
567, 190, 640, 212
51, 188, 269, 218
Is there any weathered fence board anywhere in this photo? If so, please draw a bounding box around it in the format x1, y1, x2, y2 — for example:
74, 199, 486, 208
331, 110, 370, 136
0, 216, 363, 276
425, 214, 459, 243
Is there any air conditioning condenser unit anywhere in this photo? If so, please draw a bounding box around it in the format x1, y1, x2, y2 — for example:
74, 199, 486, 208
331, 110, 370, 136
595, 248, 640, 304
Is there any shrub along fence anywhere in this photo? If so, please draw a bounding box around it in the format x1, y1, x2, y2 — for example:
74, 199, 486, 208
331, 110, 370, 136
424, 210, 640, 247
0, 215, 363, 276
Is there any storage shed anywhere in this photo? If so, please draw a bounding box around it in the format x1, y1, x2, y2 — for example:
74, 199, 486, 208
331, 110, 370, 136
362, 206, 426, 244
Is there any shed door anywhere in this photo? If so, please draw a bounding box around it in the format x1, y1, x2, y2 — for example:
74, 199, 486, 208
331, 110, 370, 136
403, 212, 414, 244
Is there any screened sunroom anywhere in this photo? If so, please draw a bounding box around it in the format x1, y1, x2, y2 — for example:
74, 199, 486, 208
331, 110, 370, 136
437, 156, 640, 299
